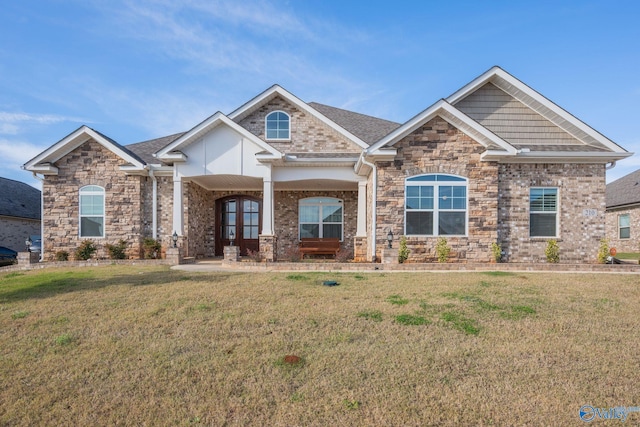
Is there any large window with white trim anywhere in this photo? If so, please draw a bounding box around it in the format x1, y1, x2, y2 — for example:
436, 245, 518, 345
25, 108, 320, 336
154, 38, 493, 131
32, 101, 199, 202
529, 187, 558, 237
619, 213, 630, 239
299, 197, 343, 240
405, 174, 467, 236
265, 110, 290, 140
79, 185, 105, 237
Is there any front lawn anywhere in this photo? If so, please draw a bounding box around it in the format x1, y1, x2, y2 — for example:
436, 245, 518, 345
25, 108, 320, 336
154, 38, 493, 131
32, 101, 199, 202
1, 266, 639, 425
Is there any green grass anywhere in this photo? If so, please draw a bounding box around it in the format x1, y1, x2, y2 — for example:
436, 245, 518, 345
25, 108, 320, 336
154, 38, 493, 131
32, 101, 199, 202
1, 266, 639, 426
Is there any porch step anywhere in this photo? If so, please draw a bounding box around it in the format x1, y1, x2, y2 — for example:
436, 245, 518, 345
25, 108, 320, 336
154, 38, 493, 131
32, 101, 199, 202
182, 257, 196, 264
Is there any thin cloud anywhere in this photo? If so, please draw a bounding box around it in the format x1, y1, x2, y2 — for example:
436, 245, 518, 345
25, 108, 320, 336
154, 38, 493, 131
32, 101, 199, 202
0, 112, 88, 135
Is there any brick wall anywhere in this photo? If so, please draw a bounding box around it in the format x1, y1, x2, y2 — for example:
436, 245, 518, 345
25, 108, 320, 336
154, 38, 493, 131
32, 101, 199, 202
237, 96, 362, 154
274, 190, 357, 260
498, 163, 606, 263
0, 216, 40, 253
42, 140, 144, 260
375, 117, 499, 262
605, 206, 640, 253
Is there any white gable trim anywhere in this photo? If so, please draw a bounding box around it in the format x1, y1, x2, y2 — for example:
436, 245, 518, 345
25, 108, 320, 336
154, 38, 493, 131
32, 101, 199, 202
228, 85, 370, 149
23, 125, 146, 174
367, 100, 517, 157
154, 112, 282, 161
447, 66, 629, 155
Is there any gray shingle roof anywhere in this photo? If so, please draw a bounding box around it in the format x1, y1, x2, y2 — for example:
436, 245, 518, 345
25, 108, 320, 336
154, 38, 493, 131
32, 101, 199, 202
0, 177, 41, 220
308, 102, 400, 145
126, 132, 186, 164
606, 169, 640, 208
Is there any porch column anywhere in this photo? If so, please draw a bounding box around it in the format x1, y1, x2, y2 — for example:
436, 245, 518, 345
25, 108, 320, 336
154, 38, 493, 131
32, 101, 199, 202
262, 178, 274, 235
356, 180, 367, 237
172, 174, 184, 236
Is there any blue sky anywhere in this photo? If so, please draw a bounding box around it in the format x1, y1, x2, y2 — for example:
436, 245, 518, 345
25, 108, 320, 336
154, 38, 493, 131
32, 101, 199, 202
2, 0, 639, 188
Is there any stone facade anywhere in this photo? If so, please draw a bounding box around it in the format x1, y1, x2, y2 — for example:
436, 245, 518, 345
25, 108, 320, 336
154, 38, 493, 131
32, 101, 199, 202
42, 140, 145, 261
0, 216, 40, 253
498, 163, 606, 263
274, 190, 357, 260
237, 96, 362, 154
375, 117, 499, 263
184, 182, 215, 258
605, 206, 640, 253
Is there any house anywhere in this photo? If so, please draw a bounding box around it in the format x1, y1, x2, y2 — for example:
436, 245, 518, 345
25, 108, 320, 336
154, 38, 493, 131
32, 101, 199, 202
606, 169, 640, 253
23, 67, 631, 263
0, 177, 41, 253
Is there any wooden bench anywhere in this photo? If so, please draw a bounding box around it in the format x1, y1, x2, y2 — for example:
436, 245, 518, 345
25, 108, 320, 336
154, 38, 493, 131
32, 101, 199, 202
299, 238, 340, 260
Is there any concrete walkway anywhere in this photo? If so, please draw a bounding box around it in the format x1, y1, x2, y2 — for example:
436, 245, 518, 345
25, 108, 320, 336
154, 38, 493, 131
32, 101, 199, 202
171, 258, 640, 274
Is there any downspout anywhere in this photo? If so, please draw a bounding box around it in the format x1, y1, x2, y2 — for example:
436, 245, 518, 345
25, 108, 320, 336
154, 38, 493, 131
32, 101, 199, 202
605, 161, 616, 170
31, 172, 44, 262
359, 156, 377, 262
149, 167, 158, 240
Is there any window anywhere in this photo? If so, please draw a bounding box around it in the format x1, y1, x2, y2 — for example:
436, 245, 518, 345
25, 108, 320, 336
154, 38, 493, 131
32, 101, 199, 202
79, 185, 105, 237
405, 174, 467, 236
529, 188, 558, 237
619, 214, 630, 239
299, 197, 343, 240
265, 111, 290, 140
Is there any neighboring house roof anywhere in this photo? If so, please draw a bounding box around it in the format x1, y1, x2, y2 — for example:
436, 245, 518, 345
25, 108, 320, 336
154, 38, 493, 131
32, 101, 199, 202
0, 177, 41, 220
606, 169, 640, 209
307, 102, 401, 145
126, 132, 186, 164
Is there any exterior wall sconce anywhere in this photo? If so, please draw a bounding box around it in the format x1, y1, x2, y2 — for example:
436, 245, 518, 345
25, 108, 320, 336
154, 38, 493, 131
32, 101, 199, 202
387, 230, 393, 249
25, 236, 32, 252
172, 231, 178, 248
229, 230, 235, 246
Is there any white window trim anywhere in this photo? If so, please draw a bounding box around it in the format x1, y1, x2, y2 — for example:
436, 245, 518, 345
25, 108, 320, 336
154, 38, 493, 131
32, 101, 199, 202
618, 213, 630, 239
404, 174, 469, 237
79, 185, 105, 238
298, 197, 344, 241
265, 110, 291, 141
529, 187, 560, 239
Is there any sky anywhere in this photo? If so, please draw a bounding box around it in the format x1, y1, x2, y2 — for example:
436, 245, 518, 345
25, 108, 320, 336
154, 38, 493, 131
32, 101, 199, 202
1, 0, 639, 189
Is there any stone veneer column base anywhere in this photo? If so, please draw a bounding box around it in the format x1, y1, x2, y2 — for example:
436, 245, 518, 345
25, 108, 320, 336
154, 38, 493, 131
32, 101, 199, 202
223, 246, 240, 262
17, 252, 39, 265
166, 247, 183, 265
381, 247, 399, 264
259, 235, 277, 262
353, 236, 368, 262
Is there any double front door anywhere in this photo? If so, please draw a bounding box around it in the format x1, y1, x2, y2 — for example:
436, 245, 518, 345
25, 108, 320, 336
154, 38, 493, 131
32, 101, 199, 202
215, 196, 261, 256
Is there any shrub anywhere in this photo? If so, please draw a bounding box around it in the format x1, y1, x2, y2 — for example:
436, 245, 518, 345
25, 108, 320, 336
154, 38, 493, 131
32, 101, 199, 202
335, 248, 353, 263
545, 240, 560, 263
245, 248, 263, 262
105, 239, 128, 260
398, 236, 409, 263
143, 238, 162, 259
597, 238, 609, 264
74, 240, 97, 261
491, 242, 502, 263
55, 251, 69, 262
281, 244, 301, 262
436, 237, 450, 263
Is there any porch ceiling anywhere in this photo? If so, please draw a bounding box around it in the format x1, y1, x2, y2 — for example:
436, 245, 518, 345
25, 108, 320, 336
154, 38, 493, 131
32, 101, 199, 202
188, 175, 358, 191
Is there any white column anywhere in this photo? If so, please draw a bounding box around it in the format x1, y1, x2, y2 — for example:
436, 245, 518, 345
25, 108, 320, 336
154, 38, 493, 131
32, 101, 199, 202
262, 178, 274, 235
172, 173, 183, 235
356, 180, 367, 237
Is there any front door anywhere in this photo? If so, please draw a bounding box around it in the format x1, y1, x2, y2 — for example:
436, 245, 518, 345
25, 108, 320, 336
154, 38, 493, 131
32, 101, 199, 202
215, 196, 261, 256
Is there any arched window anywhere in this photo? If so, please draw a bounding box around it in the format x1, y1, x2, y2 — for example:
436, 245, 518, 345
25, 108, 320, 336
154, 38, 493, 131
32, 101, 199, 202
405, 174, 467, 236
79, 185, 105, 237
265, 111, 290, 140
299, 197, 343, 240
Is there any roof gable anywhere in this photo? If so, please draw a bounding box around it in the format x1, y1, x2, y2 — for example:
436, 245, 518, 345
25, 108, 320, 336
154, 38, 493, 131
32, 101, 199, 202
367, 99, 517, 159
448, 66, 629, 155
228, 85, 370, 149
154, 112, 282, 161
23, 126, 146, 174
